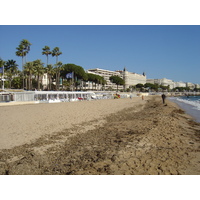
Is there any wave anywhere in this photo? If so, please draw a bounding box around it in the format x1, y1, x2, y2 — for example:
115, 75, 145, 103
174, 97, 200, 111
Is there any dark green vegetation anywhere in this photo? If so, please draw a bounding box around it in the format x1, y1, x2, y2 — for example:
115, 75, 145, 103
109, 76, 125, 91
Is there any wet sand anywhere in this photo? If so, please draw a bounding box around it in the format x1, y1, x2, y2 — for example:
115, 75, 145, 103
0, 96, 200, 175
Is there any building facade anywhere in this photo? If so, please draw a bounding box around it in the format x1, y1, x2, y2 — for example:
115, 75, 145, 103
86, 68, 124, 90
122, 68, 146, 89
195, 84, 200, 89
186, 82, 195, 90
41, 69, 200, 91
147, 78, 175, 89
87, 68, 146, 90
146, 78, 200, 90
174, 81, 186, 88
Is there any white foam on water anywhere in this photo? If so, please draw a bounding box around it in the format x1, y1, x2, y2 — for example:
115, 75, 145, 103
175, 98, 200, 111
169, 97, 200, 123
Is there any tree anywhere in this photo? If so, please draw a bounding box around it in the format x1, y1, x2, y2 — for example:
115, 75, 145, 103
16, 39, 32, 65
135, 83, 145, 92
144, 83, 159, 92
16, 45, 25, 89
135, 83, 144, 88
173, 87, 190, 92
86, 73, 96, 90
33, 60, 44, 90
12, 77, 22, 89
45, 64, 54, 90
62, 79, 71, 90
4, 60, 18, 88
54, 61, 63, 90
42, 46, 52, 66
52, 47, 62, 64
24, 62, 34, 90
21, 39, 32, 63
16, 39, 32, 89
94, 74, 102, 90
61, 64, 87, 91
4, 59, 18, 72
109, 75, 124, 91
85, 73, 106, 91
160, 85, 169, 92
95, 75, 106, 90
16, 44, 25, 66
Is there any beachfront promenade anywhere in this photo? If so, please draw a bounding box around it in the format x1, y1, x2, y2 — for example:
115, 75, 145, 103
1, 90, 200, 105
0, 90, 139, 105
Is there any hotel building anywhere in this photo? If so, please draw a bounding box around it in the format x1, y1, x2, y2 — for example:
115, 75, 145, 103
147, 78, 175, 89
86, 68, 146, 90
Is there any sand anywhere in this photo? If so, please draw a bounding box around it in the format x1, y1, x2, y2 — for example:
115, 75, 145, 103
0, 96, 200, 175
0, 98, 145, 150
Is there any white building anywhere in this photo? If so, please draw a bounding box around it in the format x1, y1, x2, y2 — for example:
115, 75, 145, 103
174, 81, 186, 88
147, 78, 175, 89
186, 82, 195, 90
146, 79, 156, 84
147, 78, 196, 90
160, 78, 175, 89
195, 84, 200, 89
87, 68, 146, 90
123, 68, 146, 89
86, 68, 124, 90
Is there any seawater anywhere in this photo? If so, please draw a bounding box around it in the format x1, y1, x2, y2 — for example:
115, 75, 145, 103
169, 96, 200, 123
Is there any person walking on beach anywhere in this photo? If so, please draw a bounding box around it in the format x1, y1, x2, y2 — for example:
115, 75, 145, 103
161, 93, 166, 104
142, 95, 144, 100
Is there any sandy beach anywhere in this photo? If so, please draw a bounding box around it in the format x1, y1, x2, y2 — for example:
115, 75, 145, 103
0, 98, 145, 150
0, 96, 200, 175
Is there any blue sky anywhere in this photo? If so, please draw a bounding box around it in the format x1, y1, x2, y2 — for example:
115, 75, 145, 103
0, 25, 200, 83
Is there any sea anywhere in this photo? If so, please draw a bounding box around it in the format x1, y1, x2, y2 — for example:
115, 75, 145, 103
169, 96, 200, 123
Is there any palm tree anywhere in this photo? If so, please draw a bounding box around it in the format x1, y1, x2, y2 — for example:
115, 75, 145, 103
24, 62, 34, 90
33, 60, 44, 90
12, 77, 22, 89
45, 64, 54, 90
16, 44, 26, 89
4, 60, 18, 88
16, 39, 32, 89
16, 44, 26, 70
4, 59, 18, 72
21, 39, 32, 63
52, 47, 62, 64
42, 46, 52, 66
42, 46, 52, 90
54, 61, 63, 90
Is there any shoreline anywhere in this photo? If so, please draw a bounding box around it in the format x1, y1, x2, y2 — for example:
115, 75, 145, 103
168, 96, 200, 123
0, 96, 200, 175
